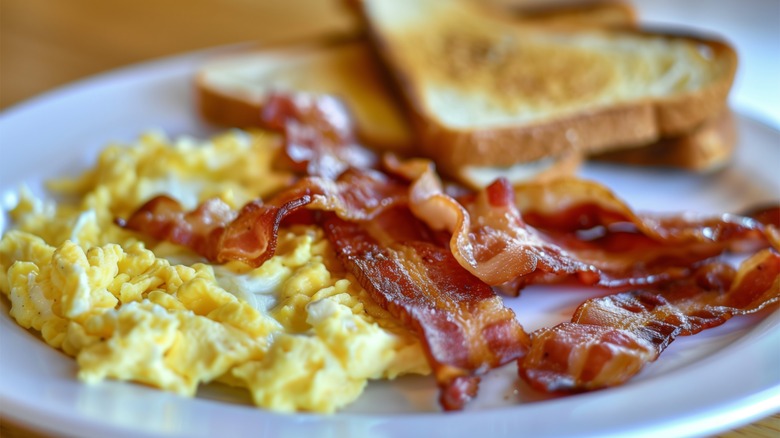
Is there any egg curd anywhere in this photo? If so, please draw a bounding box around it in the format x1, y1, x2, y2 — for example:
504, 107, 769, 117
0, 130, 429, 413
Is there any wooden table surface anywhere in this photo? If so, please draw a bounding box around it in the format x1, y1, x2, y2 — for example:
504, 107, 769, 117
1, 1, 778, 437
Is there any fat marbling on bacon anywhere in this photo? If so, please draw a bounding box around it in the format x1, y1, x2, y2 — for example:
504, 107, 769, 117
119, 91, 780, 410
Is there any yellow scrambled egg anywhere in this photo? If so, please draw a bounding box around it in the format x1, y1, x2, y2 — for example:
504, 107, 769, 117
0, 130, 428, 413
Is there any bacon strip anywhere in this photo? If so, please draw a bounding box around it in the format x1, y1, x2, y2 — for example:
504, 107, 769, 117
517, 178, 777, 259
384, 157, 597, 287
261, 92, 377, 178
117, 91, 778, 410
113, 196, 238, 254
124, 151, 774, 293
501, 181, 778, 291
118, 168, 408, 266
519, 249, 780, 393
385, 157, 776, 291
320, 210, 530, 410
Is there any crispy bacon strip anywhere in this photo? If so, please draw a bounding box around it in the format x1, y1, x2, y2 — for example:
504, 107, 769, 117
519, 249, 780, 393
116, 194, 309, 266
384, 161, 641, 287
116, 89, 778, 411
384, 157, 596, 286
385, 156, 776, 290
113, 195, 237, 257
517, 178, 777, 255
320, 210, 530, 410
118, 168, 408, 266
505, 183, 777, 290
261, 92, 376, 178
175, 88, 780, 293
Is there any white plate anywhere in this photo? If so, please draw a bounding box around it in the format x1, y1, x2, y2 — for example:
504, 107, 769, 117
1, 47, 779, 438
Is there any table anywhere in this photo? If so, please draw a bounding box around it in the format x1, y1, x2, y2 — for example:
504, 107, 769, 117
1, 1, 778, 437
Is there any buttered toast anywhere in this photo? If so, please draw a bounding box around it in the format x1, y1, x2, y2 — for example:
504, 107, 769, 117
356, 0, 737, 174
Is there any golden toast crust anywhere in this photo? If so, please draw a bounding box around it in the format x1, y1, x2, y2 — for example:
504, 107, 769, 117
593, 109, 737, 172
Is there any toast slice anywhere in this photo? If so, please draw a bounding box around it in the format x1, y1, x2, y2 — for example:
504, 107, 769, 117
356, 0, 738, 173
507, 0, 736, 172
196, 37, 414, 153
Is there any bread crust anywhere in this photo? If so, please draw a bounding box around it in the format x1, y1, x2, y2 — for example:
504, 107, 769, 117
197, 81, 264, 128
511, 0, 638, 28
593, 108, 737, 172
409, 100, 660, 169
637, 29, 738, 136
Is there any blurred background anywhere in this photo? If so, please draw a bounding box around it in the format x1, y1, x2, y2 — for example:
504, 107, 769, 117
2, 0, 779, 125
0, 0, 357, 109
0, 0, 778, 437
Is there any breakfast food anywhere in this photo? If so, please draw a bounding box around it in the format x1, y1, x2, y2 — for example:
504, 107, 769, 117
120, 92, 778, 410
0, 131, 428, 414
2, 0, 775, 418
197, 0, 739, 187
1, 90, 777, 413
522, 249, 780, 391
504, 0, 738, 172
196, 38, 586, 188
356, 0, 737, 178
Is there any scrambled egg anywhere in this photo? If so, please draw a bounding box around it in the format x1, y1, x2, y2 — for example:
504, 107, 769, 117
0, 130, 428, 413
